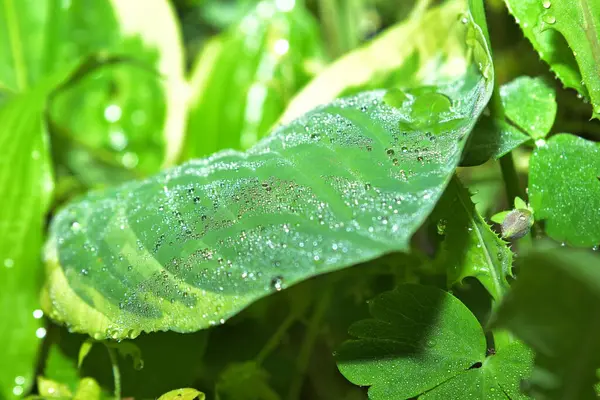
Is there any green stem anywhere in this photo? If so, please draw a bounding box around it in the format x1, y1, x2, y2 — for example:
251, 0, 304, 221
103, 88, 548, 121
498, 153, 523, 204
318, 0, 344, 58
105, 344, 121, 400
255, 313, 297, 365
287, 288, 332, 400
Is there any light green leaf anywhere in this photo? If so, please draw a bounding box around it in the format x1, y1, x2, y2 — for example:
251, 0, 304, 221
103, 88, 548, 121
182, 0, 324, 159
37, 377, 73, 399
529, 134, 600, 246
500, 76, 556, 139
504, 0, 600, 118
42, 43, 493, 339
215, 362, 279, 400
78, 340, 95, 368
432, 177, 513, 303
336, 284, 533, 399
47, 0, 186, 187
158, 388, 205, 400
73, 377, 101, 400
279, 0, 473, 123
493, 246, 600, 399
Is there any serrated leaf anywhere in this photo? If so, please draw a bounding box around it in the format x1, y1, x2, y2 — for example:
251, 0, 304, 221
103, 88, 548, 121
279, 0, 473, 123
432, 177, 513, 302
182, 0, 324, 160
504, 0, 600, 119
529, 134, 600, 246
493, 246, 600, 399
336, 284, 533, 399
500, 76, 557, 139
216, 361, 279, 400
158, 388, 205, 400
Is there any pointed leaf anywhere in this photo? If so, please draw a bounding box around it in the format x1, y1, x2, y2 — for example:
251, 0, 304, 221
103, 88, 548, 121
433, 177, 513, 302
43, 59, 493, 340
529, 134, 600, 246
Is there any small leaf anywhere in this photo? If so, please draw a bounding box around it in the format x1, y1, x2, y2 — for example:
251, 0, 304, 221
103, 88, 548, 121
500, 76, 557, 139
493, 246, 600, 399
158, 388, 205, 400
106, 341, 144, 370
529, 134, 600, 246
336, 284, 533, 399
78, 340, 95, 368
514, 197, 528, 210
432, 177, 513, 302
491, 211, 510, 224
216, 362, 279, 400
504, 0, 600, 118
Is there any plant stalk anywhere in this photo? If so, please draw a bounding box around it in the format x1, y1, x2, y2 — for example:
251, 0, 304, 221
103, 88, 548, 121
105, 344, 121, 400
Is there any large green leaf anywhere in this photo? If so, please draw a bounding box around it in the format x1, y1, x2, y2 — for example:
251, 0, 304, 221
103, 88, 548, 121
279, 0, 472, 123
504, 0, 600, 119
529, 134, 600, 247
493, 246, 600, 399
43, 0, 185, 187
42, 19, 493, 338
336, 284, 533, 399
182, 0, 324, 160
432, 177, 513, 303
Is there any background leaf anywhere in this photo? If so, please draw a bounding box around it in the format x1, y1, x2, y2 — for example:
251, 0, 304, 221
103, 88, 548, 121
182, 0, 324, 159
279, 0, 472, 123
529, 134, 600, 247
336, 284, 532, 399
493, 246, 600, 399
42, 49, 492, 339
503, 0, 600, 118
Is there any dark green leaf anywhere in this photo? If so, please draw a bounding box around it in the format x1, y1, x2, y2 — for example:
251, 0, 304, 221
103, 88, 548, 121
336, 284, 533, 399
493, 246, 600, 399
504, 0, 600, 119
432, 177, 513, 303
529, 134, 600, 246
215, 361, 279, 400
182, 0, 324, 159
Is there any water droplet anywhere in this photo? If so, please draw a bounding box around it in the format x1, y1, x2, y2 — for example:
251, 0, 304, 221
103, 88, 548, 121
104, 104, 122, 123
36, 327, 47, 338
4, 258, 14, 268
71, 221, 81, 231
542, 0, 551, 8
542, 14, 556, 24
270, 276, 284, 291
122, 152, 139, 169
33, 309, 43, 319
273, 38, 289, 55
81, 268, 89, 276
426, 339, 437, 348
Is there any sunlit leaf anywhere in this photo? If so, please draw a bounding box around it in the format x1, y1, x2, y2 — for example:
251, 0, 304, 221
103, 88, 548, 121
279, 0, 472, 123
336, 284, 533, 399
42, 34, 493, 339
37, 376, 73, 399
504, 0, 600, 119
46, 0, 186, 187
73, 377, 101, 400
493, 246, 600, 399
158, 388, 205, 400
529, 134, 600, 247
432, 177, 513, 302
182, 0, 324, 159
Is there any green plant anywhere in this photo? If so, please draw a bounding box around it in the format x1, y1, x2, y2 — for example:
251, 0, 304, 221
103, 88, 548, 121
1, 0, 600, 399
